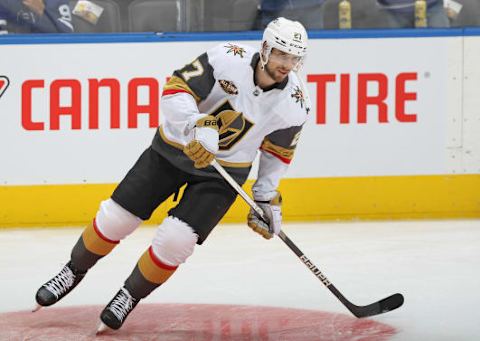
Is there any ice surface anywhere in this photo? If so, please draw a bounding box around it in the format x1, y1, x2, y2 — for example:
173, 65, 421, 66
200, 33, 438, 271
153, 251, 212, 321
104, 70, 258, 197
0, 220, 479, 340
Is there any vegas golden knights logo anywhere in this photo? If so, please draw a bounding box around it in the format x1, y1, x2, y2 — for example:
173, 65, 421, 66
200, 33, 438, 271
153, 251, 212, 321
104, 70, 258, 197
210, 101, 253, 150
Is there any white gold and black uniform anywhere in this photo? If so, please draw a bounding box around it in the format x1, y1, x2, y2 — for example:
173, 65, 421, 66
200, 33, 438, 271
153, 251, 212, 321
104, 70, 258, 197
112, 42, 310, 243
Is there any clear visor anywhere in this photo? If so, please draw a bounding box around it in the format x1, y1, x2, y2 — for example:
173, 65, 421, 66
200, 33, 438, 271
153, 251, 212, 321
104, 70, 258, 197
267, 49, 304, 72
268, 50, 303, 66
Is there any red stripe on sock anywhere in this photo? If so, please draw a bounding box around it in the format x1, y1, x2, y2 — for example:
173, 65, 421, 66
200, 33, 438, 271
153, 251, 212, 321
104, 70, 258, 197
92, 219, 120, 244
148, 246, 178, 271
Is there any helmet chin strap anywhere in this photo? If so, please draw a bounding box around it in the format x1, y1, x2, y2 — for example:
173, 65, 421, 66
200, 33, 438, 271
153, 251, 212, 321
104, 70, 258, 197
292, 58, 304, 72
259, 42, 271, 71
259, 57, 266, 71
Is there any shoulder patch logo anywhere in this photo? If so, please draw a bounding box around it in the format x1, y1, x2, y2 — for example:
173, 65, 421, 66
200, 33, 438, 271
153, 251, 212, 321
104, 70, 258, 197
291, 86, 305, 108
0, 76, 10, 99
224, 43, 246, 58
218, 80, 238, 95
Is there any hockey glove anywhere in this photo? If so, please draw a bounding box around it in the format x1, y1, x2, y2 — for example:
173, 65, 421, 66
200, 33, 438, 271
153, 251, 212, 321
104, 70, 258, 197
247, 191, 282, 240
183, 115, 219, 168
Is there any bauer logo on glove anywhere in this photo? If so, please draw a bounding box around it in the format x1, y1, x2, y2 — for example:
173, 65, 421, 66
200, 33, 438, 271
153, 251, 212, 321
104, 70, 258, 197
183, 115, 219, 168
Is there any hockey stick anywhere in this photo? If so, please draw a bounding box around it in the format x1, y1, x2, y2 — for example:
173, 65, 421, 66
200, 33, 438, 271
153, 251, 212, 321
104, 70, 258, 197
211, 159, 404, 318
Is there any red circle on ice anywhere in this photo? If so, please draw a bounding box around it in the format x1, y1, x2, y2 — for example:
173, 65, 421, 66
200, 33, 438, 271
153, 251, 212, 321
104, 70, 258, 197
0, 303, 397, 340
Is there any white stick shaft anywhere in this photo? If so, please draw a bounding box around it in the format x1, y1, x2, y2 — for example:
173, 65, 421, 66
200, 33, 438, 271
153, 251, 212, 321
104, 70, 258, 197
210, 159, 267, 222
210, 162, 402, 318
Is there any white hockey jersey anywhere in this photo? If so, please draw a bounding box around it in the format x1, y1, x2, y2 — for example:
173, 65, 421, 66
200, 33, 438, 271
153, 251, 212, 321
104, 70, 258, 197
152, 42, 310, 201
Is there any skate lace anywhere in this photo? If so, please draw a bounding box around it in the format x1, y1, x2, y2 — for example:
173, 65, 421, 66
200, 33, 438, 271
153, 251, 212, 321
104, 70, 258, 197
43, 265, 75, 298
109, 287, 136, 322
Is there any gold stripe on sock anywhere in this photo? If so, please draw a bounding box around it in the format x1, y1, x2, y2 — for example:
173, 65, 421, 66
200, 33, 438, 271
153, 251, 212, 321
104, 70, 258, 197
137, 247, 177, 284
81, 222, 118, 256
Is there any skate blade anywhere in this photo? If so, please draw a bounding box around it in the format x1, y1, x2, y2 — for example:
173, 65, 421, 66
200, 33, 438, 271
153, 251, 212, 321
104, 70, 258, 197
96, 321, 110, 334
32, 304, 43, 312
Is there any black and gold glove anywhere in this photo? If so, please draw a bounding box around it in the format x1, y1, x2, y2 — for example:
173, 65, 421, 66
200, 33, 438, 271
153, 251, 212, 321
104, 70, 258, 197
183, 115, 219, 168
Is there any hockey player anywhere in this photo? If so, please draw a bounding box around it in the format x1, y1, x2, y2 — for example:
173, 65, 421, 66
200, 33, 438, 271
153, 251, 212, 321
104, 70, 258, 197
0, 0, 73, 33
34, 17, 310, 332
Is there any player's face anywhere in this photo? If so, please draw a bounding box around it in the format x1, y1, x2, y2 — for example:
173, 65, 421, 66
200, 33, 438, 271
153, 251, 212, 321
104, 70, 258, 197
265, 48, 302, 82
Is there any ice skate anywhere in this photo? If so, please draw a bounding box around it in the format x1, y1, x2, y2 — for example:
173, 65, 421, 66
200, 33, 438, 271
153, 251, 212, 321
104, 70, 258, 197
98, 286, 139, 331
34, 261, 86, 310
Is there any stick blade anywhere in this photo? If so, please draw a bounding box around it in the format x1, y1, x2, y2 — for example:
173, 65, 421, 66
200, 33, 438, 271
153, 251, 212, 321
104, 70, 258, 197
352, 293, 404, 318
377, 293, 404, 314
